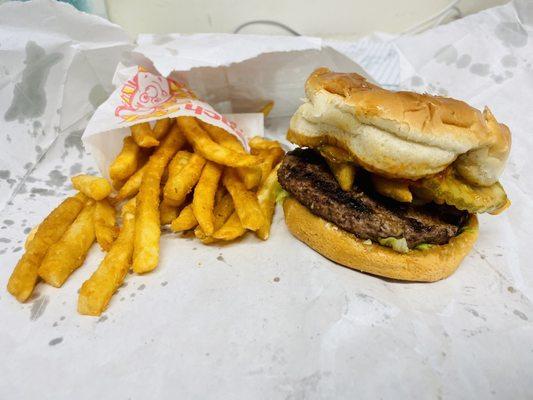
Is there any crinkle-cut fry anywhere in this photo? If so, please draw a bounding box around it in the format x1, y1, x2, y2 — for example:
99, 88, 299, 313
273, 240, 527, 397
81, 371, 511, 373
326, 159, 357, 192
199, 120, 244, 152
192, 161, 223, 236
371, 174, 412, 203
78, 212, 135, 316
131, 122, 159, 148
160, 199, 179, 225
38, 201, 96, 288
116, 163, 147, 201
212, 212, 246, 241
133, 126, 186, 274
7, 194, 87, 301
170, 204, 197, 232
222, 168, 265, 231
164, 152, 205, 206
256, 163, 282, 240
109, 136, 141, 181
153, 118, 173, 140
121, 197, 136, 217
94, 199, 118, 251
71, 174, 112, 201
177, 117, 260, 168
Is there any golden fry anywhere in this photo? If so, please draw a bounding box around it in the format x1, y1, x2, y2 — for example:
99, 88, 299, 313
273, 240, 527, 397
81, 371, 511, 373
78, 212, 135, 316
71, 174, 112, 201
199, 122, 261, 190
199, 120, 244, 152
193, 190, 234, 244
109, 136, 141, 181
260, 101, 274, 117
326, 159, 356, 192
256, 164, 282, 240
7, 194, 87, 301
319, 145, 353, 163
249, 136, 282, 151
38, 202, 96, 287
222, 169, 264, 231
257, 147, 285, 184
160, 199, 179, 225
163, 152, 205, 206
24, 225, 39, 250
121, 197, 136, 217
131, 122, 159, 148
133, 126, 186, 274
371, 174, 412, 203
212, 212, 246, 241
177, 117, 259, 168
116, 164, 146, 201
192, 161, 223, 235
153, 118, 172, 140
170, 204, 197, 232
94, 199, 118, 251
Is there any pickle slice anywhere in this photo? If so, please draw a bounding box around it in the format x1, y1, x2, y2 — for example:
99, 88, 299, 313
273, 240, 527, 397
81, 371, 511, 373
411, 168, 508, 214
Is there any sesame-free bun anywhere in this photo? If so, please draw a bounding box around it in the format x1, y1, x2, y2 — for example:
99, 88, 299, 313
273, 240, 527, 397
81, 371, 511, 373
283, 197, 479, 282
289, 68, 511, 186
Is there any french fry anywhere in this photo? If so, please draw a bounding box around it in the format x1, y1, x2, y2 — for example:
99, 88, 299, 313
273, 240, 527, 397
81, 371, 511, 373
199, 121, 261, 190
24, 225, 39, 250
160, 199, 179, 225
116, 163, 146, 201
94, 199, 117, 251
222, 168, 264, 231
121, 197, 136, 217
193, 191, 234, 244
7, 193, 87, 301
249, 136, 283, 151
109, 136, 141, 181
249, 137, 285, 183
170, 204, 197, 232
319, 145, 353, 163
192, 161, 223, 235
256, 164, 282, 240
177, 117, 260, 168
78, 212, 135, 316
326, 159, 356, 192
71, 174, 112, 201
131, 122, 159, 148
38, 201, 96, 287
199, 120, 244, 152
260, 101, 274, 117
163, 151, 205, 206
133, 126, 186, 274
212, 212, 246, 241
371, 174, 412, 203
153, 118, 173, 140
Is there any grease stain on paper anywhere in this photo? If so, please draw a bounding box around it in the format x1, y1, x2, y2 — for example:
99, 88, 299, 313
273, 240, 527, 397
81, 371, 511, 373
4, 41, 63, 122
49, 337, 63, 346
30, 296, 49, 321
495, 22, 528, 48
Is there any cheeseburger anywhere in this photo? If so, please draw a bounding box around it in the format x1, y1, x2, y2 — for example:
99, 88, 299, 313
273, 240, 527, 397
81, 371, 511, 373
278, 68, 511, 282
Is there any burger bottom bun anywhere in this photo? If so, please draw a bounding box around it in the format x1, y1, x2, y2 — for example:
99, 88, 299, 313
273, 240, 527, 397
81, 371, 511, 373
283, 197, 479, 282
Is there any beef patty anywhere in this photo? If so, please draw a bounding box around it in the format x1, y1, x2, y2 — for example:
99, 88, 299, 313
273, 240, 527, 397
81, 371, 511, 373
277, 148, 468, 248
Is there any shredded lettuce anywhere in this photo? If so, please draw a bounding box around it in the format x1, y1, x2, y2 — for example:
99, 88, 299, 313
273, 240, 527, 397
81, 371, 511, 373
275, 188, 290, 205
415, 243, 434, 251
378, 237, 409, 253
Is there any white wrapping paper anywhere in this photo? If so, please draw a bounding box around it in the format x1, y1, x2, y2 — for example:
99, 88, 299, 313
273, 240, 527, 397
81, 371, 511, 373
0, 1, 532, 399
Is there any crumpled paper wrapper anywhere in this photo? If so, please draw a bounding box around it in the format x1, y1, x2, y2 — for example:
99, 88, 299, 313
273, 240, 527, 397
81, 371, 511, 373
0, 0, 532, 399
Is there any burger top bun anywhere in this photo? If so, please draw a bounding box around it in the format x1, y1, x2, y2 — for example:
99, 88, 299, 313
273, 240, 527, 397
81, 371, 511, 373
288, 68, 511, 186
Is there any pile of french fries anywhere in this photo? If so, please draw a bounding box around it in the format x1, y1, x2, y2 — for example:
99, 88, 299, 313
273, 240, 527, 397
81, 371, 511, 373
7, 115, 285, 316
